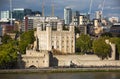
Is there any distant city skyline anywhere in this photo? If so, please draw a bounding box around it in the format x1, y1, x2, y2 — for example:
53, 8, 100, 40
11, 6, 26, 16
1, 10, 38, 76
0, 0, 120, 19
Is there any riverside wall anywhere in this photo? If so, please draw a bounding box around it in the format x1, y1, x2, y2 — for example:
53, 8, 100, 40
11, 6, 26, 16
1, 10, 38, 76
52, 55, 120, 67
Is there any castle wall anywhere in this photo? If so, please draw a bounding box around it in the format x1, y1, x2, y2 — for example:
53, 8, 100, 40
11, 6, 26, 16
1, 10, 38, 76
52, 55, 120, 67
37, 24, 75, 54
21, 50, 49, 68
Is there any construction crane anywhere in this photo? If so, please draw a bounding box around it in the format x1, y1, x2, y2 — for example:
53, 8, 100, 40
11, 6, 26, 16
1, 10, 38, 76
51, 0, 54, 17
101, 0, 105, 18
42, 0, 44, 17
10, 0, 13, 25
88, 0, 93, 15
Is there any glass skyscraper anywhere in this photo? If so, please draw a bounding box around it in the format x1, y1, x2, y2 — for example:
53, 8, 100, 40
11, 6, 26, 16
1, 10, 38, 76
0, 10, 10, 20
13, 8, 32, 21
64, 7, 72, 25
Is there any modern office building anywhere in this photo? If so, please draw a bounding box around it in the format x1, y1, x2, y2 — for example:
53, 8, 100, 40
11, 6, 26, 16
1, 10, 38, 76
0, 10, 10, 22
1, 24, 19, 35
110, 23, 120, 36
72, 11, 80, 26
79, 13, 89, 25
95, 11, 102, 20
64, 7, 72, 25
78, 25, 88, 34
13, 8, 32, 21
21, 16, 63, 32
109, 17, 119, 24
21, 16, 34, 32
0, 26, 2, 36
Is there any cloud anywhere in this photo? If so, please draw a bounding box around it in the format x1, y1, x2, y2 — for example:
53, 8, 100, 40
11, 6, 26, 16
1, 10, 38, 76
105, 6, 120, 10
0, 0, 119, 18
107, 13, 120, 18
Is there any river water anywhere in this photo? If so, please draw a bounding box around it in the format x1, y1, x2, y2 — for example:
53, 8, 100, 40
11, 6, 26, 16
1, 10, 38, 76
0, 72, 120, 79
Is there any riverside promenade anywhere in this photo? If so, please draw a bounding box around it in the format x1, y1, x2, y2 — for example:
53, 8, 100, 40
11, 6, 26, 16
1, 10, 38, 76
1, 68, 120, 74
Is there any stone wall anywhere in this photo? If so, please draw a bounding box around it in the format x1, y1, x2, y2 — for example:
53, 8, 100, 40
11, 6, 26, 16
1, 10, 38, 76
37, 22, 75, 54
21, 50, 50, 68
52, 55, 120, 67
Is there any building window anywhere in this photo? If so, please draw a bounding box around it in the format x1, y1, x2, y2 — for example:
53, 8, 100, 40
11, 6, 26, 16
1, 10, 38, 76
36, 61, 38, 63
52, 46, 54, 49
43, 60, 45, 63
67, 40, 69, 43
32, 61, 34, 63
57, 46, 59, 48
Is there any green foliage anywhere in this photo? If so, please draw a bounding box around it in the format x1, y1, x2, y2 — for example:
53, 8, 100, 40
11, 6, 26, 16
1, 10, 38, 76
20, 30, 35, 44
0, 30, 35, 69
110, 37, 120, 54
76, 34, 92, 53
101, 32, 113, 37
0, 40, 18, 69
1, 34, 12, 44
18, 30, 35, 54
75, 27, 80, 33
93, 38, 111, 60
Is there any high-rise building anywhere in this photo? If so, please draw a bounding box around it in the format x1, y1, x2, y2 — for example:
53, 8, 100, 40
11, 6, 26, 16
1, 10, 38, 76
21, 16, 33, 32
72, 11, 80, 26
0, 10, 10, 21
109, 17, 119, 23
95, 11, 102, 20
1, 24, 19, 35
21, 16, 62, 32
13, 8, 32, 20
0, 26, 2, 36
64, 7, 72, 25
79, 13, 89, 25
110, 23, 120, 36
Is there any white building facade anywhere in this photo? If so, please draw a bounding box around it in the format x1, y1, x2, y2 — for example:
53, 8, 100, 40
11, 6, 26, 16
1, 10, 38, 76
37, 21, 75, 54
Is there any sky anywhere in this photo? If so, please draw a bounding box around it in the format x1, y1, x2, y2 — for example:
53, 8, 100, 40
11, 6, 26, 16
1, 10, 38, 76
0, 0, 120, 19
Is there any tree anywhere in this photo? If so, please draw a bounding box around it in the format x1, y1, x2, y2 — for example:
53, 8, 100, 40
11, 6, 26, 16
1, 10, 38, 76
18, 30, 35, 54
1, 34, 12, 44
93, 38, 111, 60
101, 32, 113, 37
0, 40, 18, 69
110, 37, 120, 54
76, 34, 92, 54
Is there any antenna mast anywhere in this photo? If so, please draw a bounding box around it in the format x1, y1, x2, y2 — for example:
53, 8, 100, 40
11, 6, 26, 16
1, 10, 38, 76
88, 0, 93, 15
101, 0, 105, 17
10, 0, 13, 25
51, 0, 54, 17
42, 0, 44, 16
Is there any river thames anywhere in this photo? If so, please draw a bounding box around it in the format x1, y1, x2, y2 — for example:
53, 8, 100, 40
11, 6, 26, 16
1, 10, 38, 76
0, 72, 120, 79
